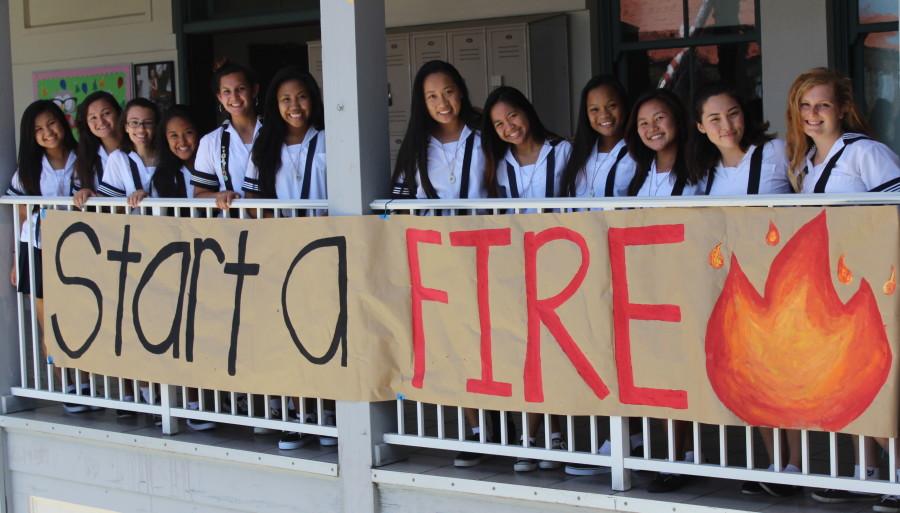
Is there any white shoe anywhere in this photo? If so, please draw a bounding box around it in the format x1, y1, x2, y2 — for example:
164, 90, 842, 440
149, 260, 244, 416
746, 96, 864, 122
318, 410, 337, 446
538, 437, 565, 470
514, 458, 537, 472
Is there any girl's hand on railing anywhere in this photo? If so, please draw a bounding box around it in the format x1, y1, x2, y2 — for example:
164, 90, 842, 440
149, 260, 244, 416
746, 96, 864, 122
9, 263, 16, 288
73, 189, 95, 209
127, 190, 149, 209
215, 191, 240, 210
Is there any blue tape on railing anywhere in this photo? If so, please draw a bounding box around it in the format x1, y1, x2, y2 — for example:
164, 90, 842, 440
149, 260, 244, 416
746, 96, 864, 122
396, 392, 405, 400
46, 355, 53, 364
40, 208, 46, 219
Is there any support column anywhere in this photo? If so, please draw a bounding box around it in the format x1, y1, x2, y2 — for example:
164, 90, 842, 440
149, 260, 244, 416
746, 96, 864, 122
319, 2, 393, 513
0, 0, 26, 416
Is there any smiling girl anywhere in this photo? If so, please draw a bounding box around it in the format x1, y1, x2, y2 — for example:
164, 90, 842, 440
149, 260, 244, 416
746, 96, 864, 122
98, 98, 159, 208
153, 105, 199, 200
786, 68, 900, 193
7, 100, 82, 410
561, 75, 635, 198
192, 60, 261, 209
689, 83, 792, 196
483, 86, 572, 202
391, 60, 484, 201
73, 91, 122, 207
625, 89, 702, 197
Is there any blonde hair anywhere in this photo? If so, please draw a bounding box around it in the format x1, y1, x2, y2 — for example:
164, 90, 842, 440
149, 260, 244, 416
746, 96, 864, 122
785, 67, 869, 191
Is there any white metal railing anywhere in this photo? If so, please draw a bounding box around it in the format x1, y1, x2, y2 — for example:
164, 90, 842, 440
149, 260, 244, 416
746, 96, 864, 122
1, 196, 337, 441
373, 193, 900, 495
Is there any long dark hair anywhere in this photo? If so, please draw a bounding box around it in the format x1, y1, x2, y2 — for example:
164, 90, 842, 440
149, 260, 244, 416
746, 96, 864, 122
391, 60, 480, 198
687, 82, 774, 181
152, 105, 198, 198
625, 89, 700, 195
17, 100, 77, 195
561, 75, 630, 197
251, 66, 324, 198
75, 91, 121, 190
119, 97, 160, 155
480, 86, 558, 197
211, 59, 259, 120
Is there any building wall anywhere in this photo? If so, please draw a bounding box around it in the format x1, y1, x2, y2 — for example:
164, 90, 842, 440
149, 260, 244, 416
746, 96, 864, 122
759, 0, 830, 135
7, 0, 178, 143
4, 427, 341, 513
384, 0, 586, 28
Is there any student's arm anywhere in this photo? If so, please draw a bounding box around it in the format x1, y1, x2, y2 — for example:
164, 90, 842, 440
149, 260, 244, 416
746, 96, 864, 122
6, 172, 25, 286
192, 132, 238, 208
859, 141, 900, 191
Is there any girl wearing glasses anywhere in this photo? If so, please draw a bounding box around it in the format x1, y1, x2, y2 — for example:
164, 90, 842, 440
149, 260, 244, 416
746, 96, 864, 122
97, 98, 160, 208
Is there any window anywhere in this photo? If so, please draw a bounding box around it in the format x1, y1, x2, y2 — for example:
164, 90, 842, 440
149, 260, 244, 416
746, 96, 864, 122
833, 0, 900, 153
598, 0, 762, 119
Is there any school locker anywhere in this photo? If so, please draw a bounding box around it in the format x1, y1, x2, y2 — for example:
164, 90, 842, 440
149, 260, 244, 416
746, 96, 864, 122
448, 29, 488, 107
487, 26, 529, 97
411, 32, 448, 68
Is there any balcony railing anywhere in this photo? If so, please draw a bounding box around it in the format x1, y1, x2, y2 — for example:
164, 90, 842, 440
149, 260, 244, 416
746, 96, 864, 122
3, 193, 900, 503
0, 196, 337, 442
371, 193, 900, 495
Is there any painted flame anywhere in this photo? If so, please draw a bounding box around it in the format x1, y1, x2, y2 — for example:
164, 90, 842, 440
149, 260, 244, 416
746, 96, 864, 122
705, 212, 891, 431
709, 243, 724, 269
837, 255, 853, 284
885, 266, 896, 296
766, 221, 780, 246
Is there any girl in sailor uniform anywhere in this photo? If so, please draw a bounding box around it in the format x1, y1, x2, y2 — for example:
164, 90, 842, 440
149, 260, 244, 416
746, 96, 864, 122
153, 105, 199, 200
623, 88, 701, 493
6, 100, 85, 411
690, 83, 793, 196
689, 83, 800, 497
796, 68, 900, 510
243, 66, 326, 214
192, 60, 262, 209
97, 98, 160, 208
625, 88, 703, 198
242, 66, 333, 449
483, 86, 573, 210
561, 75, 636, 198
73, 91, 122, 208
391, 60, 485, 205
786, 68, 900, 194
480, 85, 571, 472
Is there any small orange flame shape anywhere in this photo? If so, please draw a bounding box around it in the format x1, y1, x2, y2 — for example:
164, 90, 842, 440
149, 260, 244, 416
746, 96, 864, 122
885, 267, 896, 296
766, 221, 780, 246
709, 243, 724, 269
706, 211, 891, 431
837, 255, 853, 284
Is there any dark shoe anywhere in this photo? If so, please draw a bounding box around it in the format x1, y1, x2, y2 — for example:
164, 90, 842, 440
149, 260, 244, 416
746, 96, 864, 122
874, 495, 900, 513
453, 451, 483, 467
647, 473, 688, 493
740, 481, 764, 495
811, 489, 878, 503
759, 481, 800, 497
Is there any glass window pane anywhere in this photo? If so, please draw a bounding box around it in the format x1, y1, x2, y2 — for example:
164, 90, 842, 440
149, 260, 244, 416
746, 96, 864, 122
620, 0, 685, 42
863, 31, 900, 154
859, 0, 899, 24
687, 0, 756, 35
620, 42, 762, 118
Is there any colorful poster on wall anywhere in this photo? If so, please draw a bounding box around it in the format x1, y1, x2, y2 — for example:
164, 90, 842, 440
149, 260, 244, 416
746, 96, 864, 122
33, 65, 132, 129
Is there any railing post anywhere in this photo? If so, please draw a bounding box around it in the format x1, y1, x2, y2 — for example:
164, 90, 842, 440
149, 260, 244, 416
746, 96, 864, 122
610, 415, 632, 491
160, 384, 179, 435
319, 0, 391, 512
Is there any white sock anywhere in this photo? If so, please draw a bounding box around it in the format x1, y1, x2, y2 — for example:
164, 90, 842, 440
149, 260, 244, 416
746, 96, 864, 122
187, 401, 199, 410
470, 426, 480, 436
550, 431, 561, 441
630, 433, 643, 450
683, 450, 695, 463
854, 464, 880, 480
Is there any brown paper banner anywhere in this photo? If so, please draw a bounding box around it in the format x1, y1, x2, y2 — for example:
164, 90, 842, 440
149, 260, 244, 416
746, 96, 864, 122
42, 206, 900, 436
